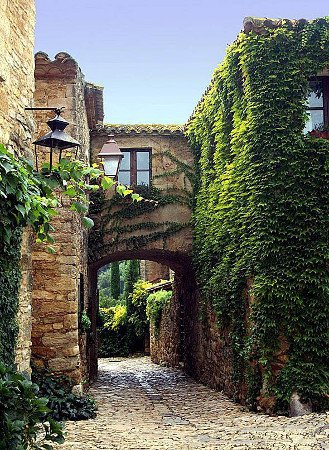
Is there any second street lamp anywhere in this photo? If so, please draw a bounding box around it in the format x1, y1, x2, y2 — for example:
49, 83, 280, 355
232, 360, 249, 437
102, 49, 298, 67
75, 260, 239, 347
98, 135, 124, 179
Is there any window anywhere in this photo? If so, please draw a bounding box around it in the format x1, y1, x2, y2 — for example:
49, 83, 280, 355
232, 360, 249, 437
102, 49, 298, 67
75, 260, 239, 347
118, 149, 151, 187
305, 77, 329, 132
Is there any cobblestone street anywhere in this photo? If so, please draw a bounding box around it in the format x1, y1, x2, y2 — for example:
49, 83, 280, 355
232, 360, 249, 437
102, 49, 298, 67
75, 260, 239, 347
58, 357, 329, 450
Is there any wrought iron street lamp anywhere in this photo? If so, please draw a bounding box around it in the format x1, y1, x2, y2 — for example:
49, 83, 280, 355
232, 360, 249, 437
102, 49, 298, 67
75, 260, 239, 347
25, 107, 80, 172
97, 135, 124, 179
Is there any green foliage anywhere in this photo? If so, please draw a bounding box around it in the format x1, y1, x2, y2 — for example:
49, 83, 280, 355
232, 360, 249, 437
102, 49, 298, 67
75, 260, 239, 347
98, 305, 132, 357
186, 17, 329, 409
81, 311, 91, 332
101, 304, 127, 331
0, 228, 22, 367
0, 144, 56, 247
128, 280, 152, 337
0, 363, 64, 450
146, 290, 172, 336
32, 370, 97, 422
123, 260, 141, 302
98, 262, 126, 308
98, 277, 152, 357
110, 261, 121, 300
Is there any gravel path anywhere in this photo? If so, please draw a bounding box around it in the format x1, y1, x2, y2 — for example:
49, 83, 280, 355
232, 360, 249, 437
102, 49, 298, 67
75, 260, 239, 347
57, 357, 329, 449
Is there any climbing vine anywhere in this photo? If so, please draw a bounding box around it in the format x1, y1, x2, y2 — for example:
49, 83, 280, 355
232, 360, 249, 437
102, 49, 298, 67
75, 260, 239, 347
186, 18, 329, 410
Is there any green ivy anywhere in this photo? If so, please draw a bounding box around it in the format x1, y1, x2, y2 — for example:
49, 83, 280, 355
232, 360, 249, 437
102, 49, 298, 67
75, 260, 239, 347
186, 17, 329, 410
31, 369, 97, 422
0, 228, 23, 367
0, 363, 65, 449
146, 289, 172, 337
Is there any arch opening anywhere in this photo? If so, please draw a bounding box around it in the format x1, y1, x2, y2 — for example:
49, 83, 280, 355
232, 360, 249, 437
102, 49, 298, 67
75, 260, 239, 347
87, 254, 187, 379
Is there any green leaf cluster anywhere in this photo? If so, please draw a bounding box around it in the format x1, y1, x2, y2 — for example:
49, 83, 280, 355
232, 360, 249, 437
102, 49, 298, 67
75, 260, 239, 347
0, 363, 64, 449
32, 369, 97, 422
146, 289, 172, 337
186, 18, 329, 410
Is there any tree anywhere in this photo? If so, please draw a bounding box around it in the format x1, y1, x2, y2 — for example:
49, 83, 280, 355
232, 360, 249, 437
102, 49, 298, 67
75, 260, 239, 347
110, 261, 121, 300
123, 260, 140, 304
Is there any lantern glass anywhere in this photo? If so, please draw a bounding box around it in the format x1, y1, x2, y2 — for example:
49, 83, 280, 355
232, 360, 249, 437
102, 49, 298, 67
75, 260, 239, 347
102, 154, 122, 178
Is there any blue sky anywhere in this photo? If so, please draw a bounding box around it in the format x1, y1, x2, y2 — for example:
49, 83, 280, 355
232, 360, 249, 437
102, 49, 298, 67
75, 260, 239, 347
35, 0, 328, 124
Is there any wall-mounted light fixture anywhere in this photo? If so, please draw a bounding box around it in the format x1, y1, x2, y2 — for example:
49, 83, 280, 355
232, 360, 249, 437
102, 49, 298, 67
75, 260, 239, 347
97, 135, 123, 179
25, 107, 80, 172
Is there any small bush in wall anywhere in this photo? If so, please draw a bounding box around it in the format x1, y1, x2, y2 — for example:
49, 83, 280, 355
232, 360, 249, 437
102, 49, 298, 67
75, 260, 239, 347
81, 310, 91, 332
0, 363, 64, 449
32, 369, 97, 422
146, 290, 172, 336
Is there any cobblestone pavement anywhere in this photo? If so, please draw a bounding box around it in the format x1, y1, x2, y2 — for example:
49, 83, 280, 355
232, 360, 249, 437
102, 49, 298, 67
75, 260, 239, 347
58, 357, 329, 450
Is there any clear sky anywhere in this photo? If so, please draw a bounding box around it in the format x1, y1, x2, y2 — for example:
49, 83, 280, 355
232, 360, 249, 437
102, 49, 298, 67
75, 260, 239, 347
35, 0, 328, 124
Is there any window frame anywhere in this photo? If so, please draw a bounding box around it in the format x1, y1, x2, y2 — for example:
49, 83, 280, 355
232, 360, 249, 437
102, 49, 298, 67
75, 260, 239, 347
118, 148, 152, 187
306, 76, 329, 130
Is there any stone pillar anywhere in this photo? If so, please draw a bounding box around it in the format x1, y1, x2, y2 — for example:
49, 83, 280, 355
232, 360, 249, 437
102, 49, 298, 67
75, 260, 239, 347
15, 230, 34, 373
31, 53, 91, 382
31, 208, 84, 382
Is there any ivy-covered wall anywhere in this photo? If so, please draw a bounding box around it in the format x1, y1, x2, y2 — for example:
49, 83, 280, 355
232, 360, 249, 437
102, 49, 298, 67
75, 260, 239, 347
186, 17, 329, 411
0, 230, 23, 367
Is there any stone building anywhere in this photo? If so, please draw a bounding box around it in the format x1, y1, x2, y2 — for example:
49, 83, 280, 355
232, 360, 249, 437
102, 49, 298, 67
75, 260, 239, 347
0, 0, 193, 380
0, 0, 36, 373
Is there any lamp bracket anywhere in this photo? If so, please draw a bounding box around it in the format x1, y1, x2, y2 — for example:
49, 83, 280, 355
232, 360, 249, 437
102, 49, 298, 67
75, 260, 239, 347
25, 106, 65, 115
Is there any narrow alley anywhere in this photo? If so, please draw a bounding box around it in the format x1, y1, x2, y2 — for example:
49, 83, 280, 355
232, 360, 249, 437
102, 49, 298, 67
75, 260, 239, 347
58, 358, 329, 450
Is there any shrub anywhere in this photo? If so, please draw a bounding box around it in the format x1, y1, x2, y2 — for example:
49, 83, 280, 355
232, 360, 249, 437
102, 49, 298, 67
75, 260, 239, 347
146, 290, 172, 336
32, 369, 97, 422
98, 305, 131, 357
98, 282, 149, 356
128, 280, 152, 337
0, 363, 64, 449
81, 310, 91, 332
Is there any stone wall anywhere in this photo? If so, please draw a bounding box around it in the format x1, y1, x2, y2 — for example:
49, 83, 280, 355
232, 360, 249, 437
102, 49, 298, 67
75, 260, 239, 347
149, 271, 249, 404
31, 207, 86, 382
0, 0, 35, 157
141, 260, 170, 283
31, 53, 92, 382
149, 283, 181, 367
183, 289, 239, 400
0, 0, 36, 373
